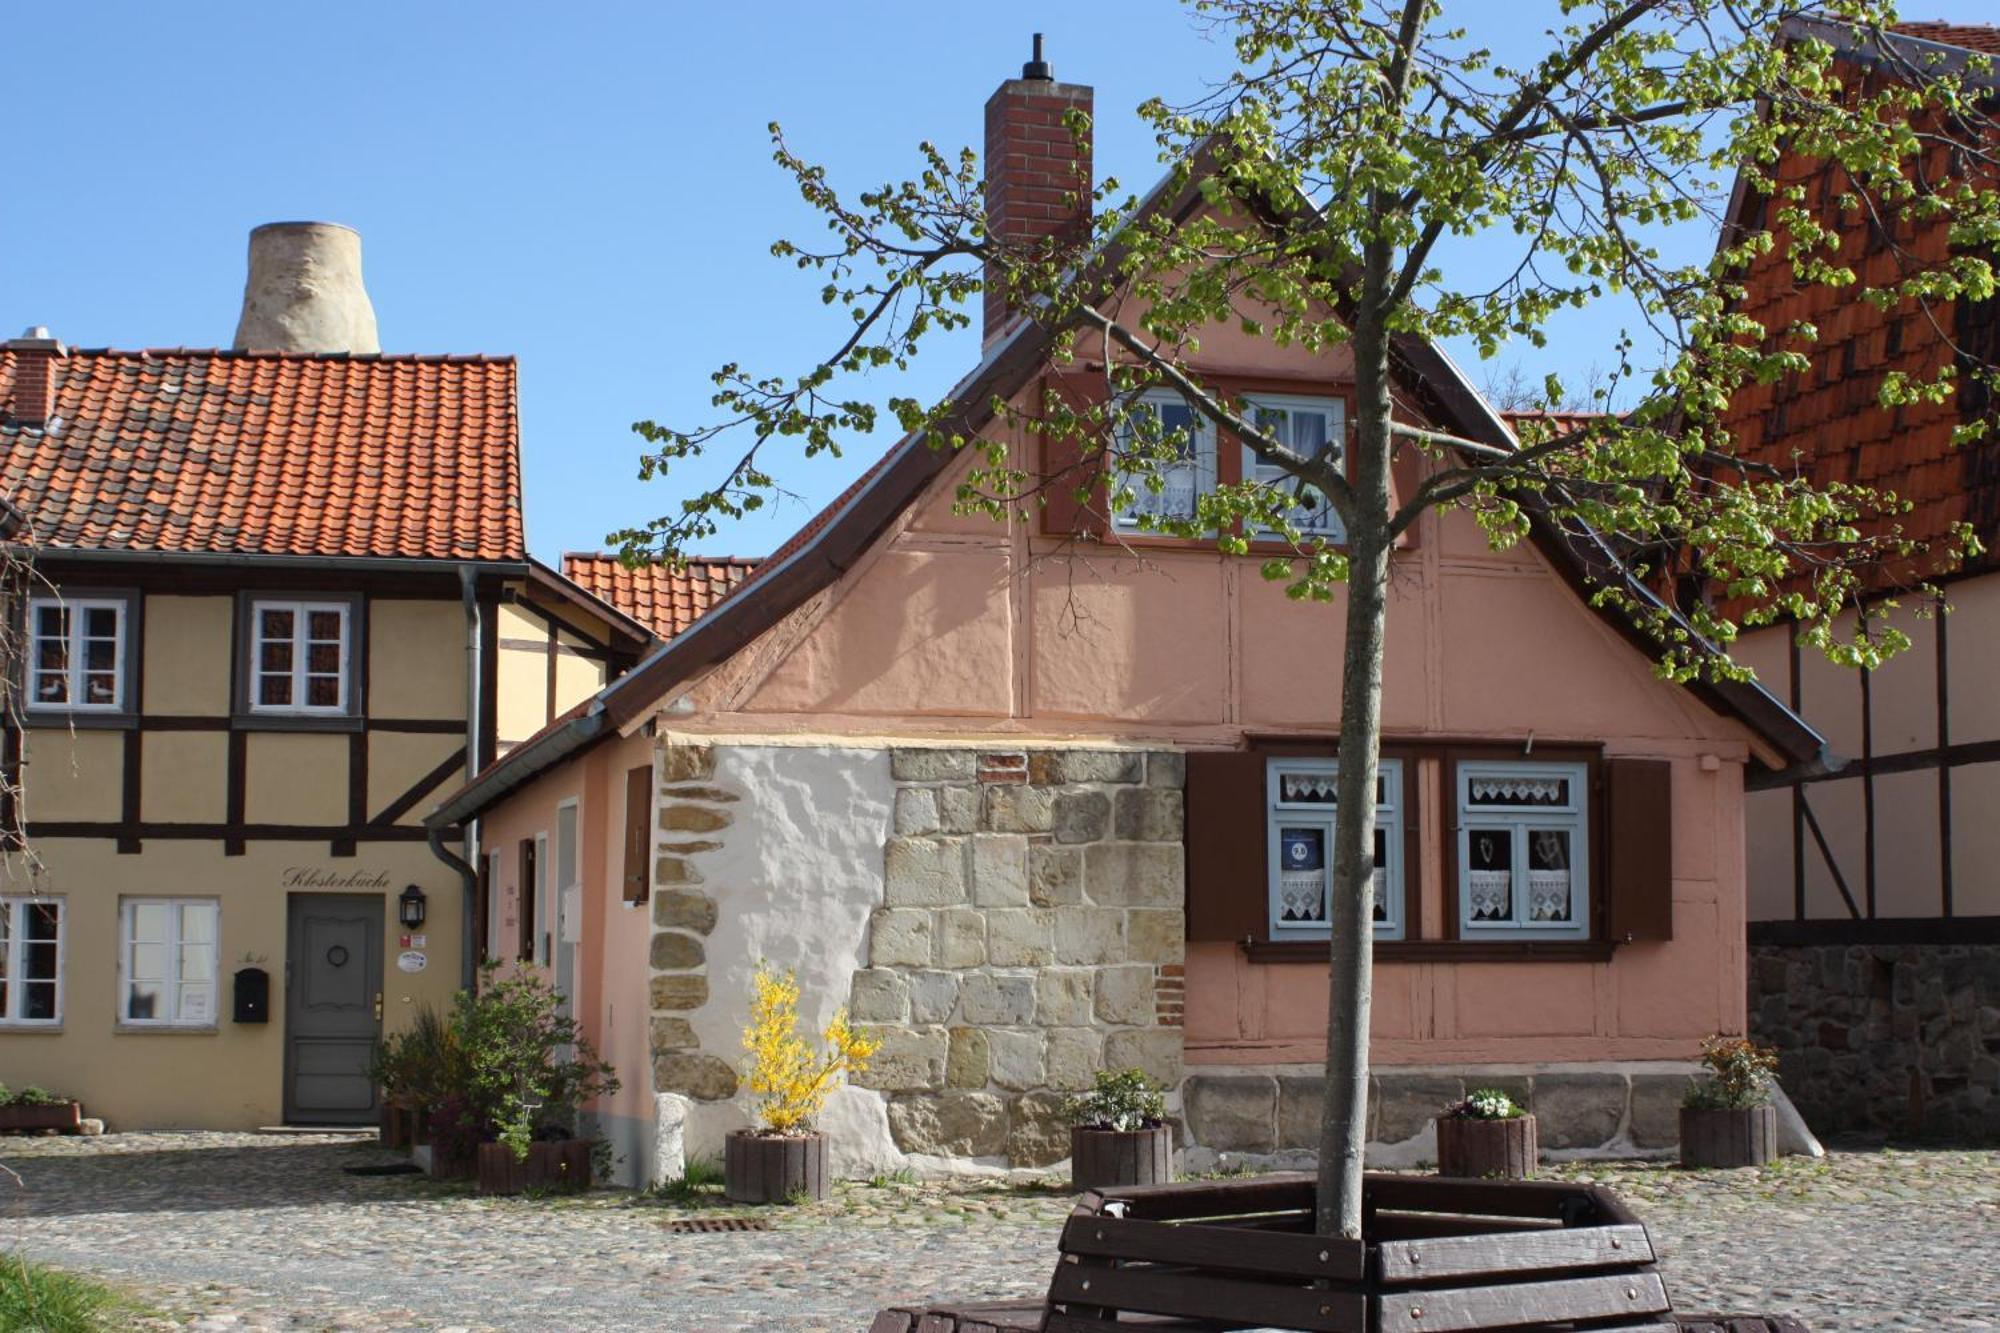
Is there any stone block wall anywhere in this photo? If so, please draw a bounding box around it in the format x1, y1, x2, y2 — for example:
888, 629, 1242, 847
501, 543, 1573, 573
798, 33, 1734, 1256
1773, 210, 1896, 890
851, 747, 1187, 1167
1179, 1065, 1697, 1168
647, 745, 741, 1104
1750, 941, 2000, 1141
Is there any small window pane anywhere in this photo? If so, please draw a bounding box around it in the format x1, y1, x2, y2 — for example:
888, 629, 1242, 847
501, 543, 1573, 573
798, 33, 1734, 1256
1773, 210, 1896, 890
35, 605, 67, 638
34, 672, 68, 704
35, 638, 68, 672
1276, 825, 1330, 925
260, 608, 294, 639
84, 638, 117, 672
306, 675, 340, 707
178, 983, 215, 1025
131, 942, 167, 981
307, 610, 343, 641
1371, 828, 1390, 922
307, 642, 341, 674
83, 606, 119, 639
22, 981, 56, 1021
178, 904, 216, 943
1276, 770, 1338, 805
1466, 828, 1514, 922
83, 673, 118, 705
1528, 829, 1574, 922
131, 902, 170, 945
1468, 775, 1571, 808
260, 641, 293, 673
126, 981, 162, 1020
258, 675, 293, 706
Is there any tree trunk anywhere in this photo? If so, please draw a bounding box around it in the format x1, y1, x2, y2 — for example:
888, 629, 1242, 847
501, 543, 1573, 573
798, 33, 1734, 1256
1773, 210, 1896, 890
1315, 288, 1397, 1239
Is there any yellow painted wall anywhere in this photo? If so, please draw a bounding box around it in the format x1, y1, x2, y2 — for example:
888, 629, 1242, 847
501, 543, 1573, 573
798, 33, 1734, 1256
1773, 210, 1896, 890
244, 733, 348, 826
141, 732, 229, 823
369, 734, 466, 827
0, 838, 464, 1130
555, 648, 605, 715
368, 600, 468, 720
21, 730, 125, 821
142, 596, 233, 713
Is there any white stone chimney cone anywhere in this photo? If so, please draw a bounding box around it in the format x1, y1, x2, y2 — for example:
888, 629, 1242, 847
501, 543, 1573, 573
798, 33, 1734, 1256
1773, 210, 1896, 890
232, 222, 380, 354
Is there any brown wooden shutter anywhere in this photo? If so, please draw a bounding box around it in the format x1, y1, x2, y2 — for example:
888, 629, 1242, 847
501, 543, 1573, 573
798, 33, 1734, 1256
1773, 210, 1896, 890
473, 855, 492, 970
1185, 749, 1268, 943
1605, 758, 1674, 942
623, 763, 653, 904
517, 838, 537, 961
1039, 369, 1110, 538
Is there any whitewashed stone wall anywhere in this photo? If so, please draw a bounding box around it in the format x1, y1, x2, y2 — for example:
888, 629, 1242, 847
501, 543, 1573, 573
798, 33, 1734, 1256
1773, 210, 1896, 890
851, 748, 1187, 1168
644, 741, 1188, 1178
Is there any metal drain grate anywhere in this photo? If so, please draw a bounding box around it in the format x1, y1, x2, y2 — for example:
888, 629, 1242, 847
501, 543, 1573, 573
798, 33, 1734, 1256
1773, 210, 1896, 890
662, 1215, 771, 1233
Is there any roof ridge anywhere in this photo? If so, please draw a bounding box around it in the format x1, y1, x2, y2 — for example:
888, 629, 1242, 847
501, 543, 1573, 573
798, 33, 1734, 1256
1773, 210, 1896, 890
562, 550, 765, 564
38, 347, 519, 364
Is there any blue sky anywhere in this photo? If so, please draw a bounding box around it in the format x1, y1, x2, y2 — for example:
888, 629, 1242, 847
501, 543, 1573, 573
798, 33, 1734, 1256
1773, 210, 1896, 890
4, 2, 1989, 563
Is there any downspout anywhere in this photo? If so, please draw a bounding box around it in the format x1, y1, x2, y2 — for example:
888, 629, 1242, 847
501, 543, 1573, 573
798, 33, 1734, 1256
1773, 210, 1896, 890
456, 564, 483, 988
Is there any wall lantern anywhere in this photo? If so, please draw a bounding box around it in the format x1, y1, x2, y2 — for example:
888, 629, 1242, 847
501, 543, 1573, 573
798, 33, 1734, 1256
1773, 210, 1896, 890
399, 884, 428, 929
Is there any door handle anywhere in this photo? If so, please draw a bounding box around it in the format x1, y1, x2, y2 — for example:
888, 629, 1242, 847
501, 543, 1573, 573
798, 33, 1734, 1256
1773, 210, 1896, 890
373, 992, 383, 1021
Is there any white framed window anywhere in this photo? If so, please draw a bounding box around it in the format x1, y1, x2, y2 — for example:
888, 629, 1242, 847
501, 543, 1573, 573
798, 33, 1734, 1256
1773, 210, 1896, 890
250, 600, 350, 713
119, 899, 218, 1027
1267, 757, 1404, 940
27, 596, 126, 712
0, 897, 64, 1025
1456, 761, 1590, 938
1242, 394, 1345, 541
1111, 390, 1217, 534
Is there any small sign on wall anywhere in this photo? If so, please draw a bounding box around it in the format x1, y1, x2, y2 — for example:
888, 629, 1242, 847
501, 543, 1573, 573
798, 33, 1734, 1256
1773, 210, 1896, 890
396, 950, 427, 974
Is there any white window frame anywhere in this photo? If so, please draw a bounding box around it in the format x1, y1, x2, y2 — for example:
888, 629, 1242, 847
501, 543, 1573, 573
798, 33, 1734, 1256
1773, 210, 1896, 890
1111, 389, 1218, 535
484, 851, 504, 962
1455, 761, 1591, 939
249, 599, 351, 715
0, 896, 65, 1026
117, 898, 220, 1028
534, 831, 550, 966
1241, 393, 1346, 541
26, 595, 127, 713
1266, 757, 1404, 940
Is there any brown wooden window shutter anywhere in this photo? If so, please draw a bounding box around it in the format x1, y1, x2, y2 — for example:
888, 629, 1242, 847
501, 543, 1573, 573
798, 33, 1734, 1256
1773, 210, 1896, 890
517, 838, 537, 961
474, 857, 491, 965
1185, 749, 1269, 942
623, 763, 653, 904
1605, 757, 1673, 942
1039, 370, 1110, 538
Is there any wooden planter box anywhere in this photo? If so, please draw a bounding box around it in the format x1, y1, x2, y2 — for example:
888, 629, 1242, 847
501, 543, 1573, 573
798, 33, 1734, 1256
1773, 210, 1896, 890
1436, 1113, 1537, 1179
724, 1129, 828, 1203
476, 1139, 593, 1195
1070, 1123, 1173, 1191
1681, 1104, 1778, 1168
0, 1101, 82, 1134
379, 1100, 418, 1151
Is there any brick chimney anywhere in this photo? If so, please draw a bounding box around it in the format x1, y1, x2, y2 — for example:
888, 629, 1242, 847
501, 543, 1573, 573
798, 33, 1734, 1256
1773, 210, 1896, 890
983, 34, 1093, 347
5, 327, 65, 428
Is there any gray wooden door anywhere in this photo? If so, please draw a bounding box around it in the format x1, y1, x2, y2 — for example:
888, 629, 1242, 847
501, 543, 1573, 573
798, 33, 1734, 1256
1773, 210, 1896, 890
284, 893, 383, 1125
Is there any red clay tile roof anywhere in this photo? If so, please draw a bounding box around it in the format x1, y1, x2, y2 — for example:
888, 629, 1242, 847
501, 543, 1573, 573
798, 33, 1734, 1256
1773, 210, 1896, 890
1500, 411, 1614, 439
0, 347, 524, 561
560, 553, 759, 639
1889, 21, 2000, 56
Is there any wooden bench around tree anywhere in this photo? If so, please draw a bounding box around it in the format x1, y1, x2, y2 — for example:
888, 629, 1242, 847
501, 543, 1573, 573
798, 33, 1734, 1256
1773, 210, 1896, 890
870, 1174, 1809, 1333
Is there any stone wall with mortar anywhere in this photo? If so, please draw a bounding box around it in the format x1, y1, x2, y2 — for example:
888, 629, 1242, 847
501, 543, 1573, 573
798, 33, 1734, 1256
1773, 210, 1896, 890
1178, 1062, 1702, 1169
1749, 941, 2000, 1141
849, 747, 1187, 1169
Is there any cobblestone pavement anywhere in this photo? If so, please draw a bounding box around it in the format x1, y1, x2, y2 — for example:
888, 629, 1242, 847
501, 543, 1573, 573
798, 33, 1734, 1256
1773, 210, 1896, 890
1, 1132, 1994, 1331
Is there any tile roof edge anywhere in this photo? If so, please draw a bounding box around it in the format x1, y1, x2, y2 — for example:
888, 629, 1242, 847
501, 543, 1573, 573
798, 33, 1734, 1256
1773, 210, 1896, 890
48, 347, 519, 364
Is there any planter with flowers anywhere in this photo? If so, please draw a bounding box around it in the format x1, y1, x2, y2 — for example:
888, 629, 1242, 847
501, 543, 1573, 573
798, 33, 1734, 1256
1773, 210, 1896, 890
1435, 1088, 1536, 1179
1066, 1069, 1172, 1190
0, 1084, 83, 1135
1680, 1035, 1780, 1168
725, 965, 876, 1204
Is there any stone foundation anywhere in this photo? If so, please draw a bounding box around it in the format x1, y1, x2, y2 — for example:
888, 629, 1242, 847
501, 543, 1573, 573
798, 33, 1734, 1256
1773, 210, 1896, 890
1749, 940, 2000, 1141
1178, 1063, 1700, 1169
851, 747, 1187, 1168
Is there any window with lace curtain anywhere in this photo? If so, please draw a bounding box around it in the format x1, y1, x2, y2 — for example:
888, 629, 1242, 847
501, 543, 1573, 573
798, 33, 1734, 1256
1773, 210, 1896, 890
1266, 757, 1404, 940
1455, 761, 1590, 939
1110, 390, 1216, 534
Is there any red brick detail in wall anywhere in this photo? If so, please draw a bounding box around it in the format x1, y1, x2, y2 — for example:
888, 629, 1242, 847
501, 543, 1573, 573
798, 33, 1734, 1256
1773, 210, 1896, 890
977, 751, 1028, 785
983, 78, 1094, 345
1155, 963, 1185, 1028
1714, 48, 2000, 609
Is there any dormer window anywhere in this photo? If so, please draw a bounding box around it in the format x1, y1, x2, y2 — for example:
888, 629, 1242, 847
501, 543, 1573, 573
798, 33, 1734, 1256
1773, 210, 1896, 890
1243, 394, 1345, 541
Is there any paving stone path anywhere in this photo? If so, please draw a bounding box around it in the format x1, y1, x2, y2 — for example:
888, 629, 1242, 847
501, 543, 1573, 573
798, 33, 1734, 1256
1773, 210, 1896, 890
1, 1132, 1994, 1331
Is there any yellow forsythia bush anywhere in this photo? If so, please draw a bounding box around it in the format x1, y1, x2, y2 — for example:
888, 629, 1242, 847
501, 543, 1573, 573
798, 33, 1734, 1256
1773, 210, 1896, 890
742, 964, 878, 1135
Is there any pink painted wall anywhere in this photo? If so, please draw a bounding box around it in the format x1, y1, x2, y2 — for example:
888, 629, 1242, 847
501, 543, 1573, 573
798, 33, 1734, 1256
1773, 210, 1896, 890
477, 727, 656, 1170
666, 336, 1765, 1068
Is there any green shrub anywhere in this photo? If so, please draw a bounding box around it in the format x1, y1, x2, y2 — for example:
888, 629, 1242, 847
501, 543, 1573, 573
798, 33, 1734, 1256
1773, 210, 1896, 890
0, 1254, 132, 1332
1064, 1069, 1167, 1131
1683, 1035, 1781, 1110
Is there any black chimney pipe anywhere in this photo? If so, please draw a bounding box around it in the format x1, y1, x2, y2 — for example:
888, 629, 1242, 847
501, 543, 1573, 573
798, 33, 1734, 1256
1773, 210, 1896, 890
1022, 32, 1053, 80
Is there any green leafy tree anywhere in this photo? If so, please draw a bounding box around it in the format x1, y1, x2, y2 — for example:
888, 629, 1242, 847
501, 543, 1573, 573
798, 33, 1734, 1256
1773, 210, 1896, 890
620, 2, 1998, 1236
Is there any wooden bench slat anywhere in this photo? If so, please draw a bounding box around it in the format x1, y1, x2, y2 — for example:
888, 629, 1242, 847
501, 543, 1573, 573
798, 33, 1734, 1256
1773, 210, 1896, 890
1373, 1269, 1671, 1332
1374, 1221, 1655, 1282
1061, 1214, 1367, 1281
1098, 1173, 1317, 1220
1362, 1174, 1606, 1220
1049, 1262, 1368, 1333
